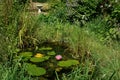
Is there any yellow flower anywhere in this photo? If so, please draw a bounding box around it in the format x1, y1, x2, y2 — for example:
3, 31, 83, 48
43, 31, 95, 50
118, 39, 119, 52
34, 53, 44, 58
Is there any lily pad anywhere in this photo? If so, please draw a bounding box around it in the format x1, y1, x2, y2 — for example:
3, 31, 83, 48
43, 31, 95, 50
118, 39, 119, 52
47, 51, 56, 56
14, 56, 30, 62
19, 52, 33, 57
58, 60, 79, 67
30, 56, 50, 62
25, 63, 46, 76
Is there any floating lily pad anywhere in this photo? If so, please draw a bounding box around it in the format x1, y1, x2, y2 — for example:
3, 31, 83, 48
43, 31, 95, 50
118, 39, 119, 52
19, 52, 33, 57
39, 47, 52, 51
47, 51, 56, 56
58, 60, 79, 67
18, 52, 33, 61
30, 56, 50, 62
44, 56, 50, 60
25, 63, 46, 76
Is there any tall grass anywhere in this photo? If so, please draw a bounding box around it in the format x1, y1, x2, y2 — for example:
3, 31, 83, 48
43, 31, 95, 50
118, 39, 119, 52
60, 18, 120, 80
0, 0, 18, 63
0, 59, 33, 80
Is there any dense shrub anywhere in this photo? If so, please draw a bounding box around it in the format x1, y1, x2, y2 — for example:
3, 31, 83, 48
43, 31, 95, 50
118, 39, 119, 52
49, 0, 103, 25
64, 0, 120, 42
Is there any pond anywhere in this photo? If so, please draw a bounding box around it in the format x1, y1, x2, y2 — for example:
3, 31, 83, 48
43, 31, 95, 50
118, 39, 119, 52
15, 41, 80, 80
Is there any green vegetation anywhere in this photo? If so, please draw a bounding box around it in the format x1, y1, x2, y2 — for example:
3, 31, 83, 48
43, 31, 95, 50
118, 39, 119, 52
0, 0, 120, 80
58, 60, 79, 67
25, 63, 46, 76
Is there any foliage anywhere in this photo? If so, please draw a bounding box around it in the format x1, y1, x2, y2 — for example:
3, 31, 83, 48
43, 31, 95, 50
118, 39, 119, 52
0, 0, 20, 62
65, 0, 102, 25
58, 60, 79, 67
60, 28, 120, 80
0, 60, 32, 80
30, 56, 50, 62
49, 0, 103, 25
49, 0, 120, 42
19, 52, 33, 57
98, 0, 120, 42
25, 63, 46, 76
47, 51, 56, 56
86, 16, 120, 44
0, 0, 120, 80
62, 60, 95, 80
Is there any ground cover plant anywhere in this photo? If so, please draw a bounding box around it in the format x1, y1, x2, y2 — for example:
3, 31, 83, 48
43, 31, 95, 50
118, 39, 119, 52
0, 0, 120, 80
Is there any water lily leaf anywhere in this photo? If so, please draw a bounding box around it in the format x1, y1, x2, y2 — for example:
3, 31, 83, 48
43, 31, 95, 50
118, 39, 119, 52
19, 52, 33, 57
47, 51, 56, 56
58, 60, 79, 67
30, 57, 45, 62
25, 63, 46, 76
44, 56, 50, 60
68, 60, 79, 65
58, 61, 71, 67
39, 47, 52, 51
30, 56, 50, 62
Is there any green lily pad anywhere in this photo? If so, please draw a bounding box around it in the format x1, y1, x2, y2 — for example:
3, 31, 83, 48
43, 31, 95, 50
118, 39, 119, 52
30, 56, 50, 62
14, 56, 31, 61
47, 51, 56, 56
69, 60, 79, 65
58, 60, 79, 67
25, 63, 46, 76
44, 56, 50, 60
39, 47, 52, 51
19, 52, 33, 57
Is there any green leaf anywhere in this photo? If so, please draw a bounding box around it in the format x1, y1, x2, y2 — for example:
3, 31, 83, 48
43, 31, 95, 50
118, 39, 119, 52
58, 61, 71, 67
30, 56, 50, 62
68, 60, 79, 65
44, 56, 50, 60
47, 51, 56, 56
58, 60, 79, 67
19, 52, 33, 57
25, 63, 46, 76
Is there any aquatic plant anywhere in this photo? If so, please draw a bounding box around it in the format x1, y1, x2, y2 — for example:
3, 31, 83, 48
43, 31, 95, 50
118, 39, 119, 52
25, 63, 46, 76
19, 52, 33, 57
58, 60, 79, 67
47, 51, 56, 56
30, 56, 50, 62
